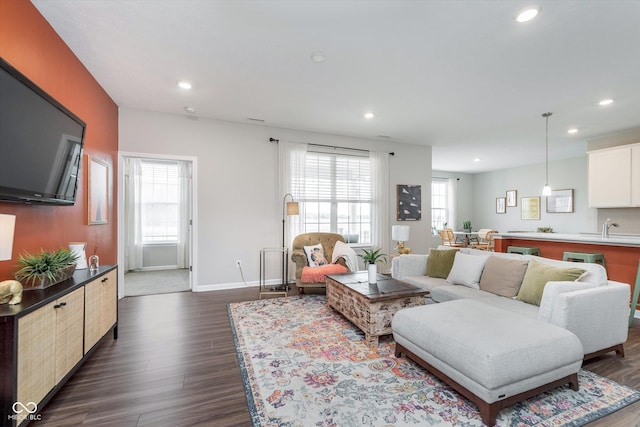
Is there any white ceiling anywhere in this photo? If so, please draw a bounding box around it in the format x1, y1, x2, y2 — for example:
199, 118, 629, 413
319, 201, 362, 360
32, 0, 640, 173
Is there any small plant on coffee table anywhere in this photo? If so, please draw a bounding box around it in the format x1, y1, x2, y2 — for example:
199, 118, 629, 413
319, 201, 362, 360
359, 248, 387, 265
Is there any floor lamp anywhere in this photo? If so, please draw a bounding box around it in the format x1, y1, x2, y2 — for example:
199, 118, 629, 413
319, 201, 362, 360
281, 193, 299, 290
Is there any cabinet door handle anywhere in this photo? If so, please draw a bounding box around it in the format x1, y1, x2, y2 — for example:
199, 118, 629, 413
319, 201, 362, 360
101, 277, 109, 283
54, 302, 67, 309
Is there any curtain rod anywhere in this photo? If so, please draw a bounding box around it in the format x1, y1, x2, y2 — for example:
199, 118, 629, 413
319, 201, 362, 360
269, 137, 394, 156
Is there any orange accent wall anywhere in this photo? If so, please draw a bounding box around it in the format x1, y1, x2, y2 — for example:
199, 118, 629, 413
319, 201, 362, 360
0, 0, 118, 279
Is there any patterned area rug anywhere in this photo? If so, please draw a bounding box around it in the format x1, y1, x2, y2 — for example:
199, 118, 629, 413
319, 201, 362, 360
228, 295, 640, 426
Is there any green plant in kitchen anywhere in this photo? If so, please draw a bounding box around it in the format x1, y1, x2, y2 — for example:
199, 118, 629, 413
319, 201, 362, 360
463, 220, 472, 232
15, 248, 79, 287
537, 226, 554, 233
359, 248, 387, 265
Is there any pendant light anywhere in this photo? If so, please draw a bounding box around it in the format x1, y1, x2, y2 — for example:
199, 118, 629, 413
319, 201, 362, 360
542, 112, 553, 196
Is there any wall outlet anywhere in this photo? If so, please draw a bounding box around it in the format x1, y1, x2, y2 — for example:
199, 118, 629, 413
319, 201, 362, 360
235, 260, 242, 268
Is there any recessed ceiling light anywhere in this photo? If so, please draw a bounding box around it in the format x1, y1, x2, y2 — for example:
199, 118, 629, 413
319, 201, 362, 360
567, 128, 578, 134
311, 52, 325, 63
598, 99, 614, 106
184, 106, 196, 114
364, 112, 375, 119
516, 8, 539, 23
473, 158, 481, 163
177, 80, 192, 90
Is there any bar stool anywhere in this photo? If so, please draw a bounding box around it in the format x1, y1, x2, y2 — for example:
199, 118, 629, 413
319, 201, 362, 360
562, 251, 605, 268
507, 246, 541, 256
630, 260, 640, 326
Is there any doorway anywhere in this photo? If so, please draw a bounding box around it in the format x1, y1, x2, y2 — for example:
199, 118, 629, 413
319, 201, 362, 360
119, 153, 196, 297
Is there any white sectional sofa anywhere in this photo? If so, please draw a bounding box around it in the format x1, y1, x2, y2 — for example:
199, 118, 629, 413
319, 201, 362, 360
391, 247, 630, 360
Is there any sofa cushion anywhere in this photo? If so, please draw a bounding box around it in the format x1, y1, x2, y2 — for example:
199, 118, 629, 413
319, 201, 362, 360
479, 256, 529, 297
402, 275, 448, 292
426, 248, 458, 279
430, 284, 497, 303
517, 260, 585, 306
476, 295, 539, 319
304, 243, 329, 267
446, 252, 489, 289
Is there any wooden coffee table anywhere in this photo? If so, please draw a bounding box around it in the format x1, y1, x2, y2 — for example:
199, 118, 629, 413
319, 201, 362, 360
325, 272, 429, 346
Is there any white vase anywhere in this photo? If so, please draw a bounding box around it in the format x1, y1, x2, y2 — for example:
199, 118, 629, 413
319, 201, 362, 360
368, 263, 377, 284
68, 242, 88, 269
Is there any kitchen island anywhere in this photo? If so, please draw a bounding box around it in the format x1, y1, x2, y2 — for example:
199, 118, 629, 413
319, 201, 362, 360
495, 232, 640, 314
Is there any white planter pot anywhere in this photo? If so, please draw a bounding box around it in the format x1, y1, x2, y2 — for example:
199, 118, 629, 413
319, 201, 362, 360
68, 242, 88, 269
368, 263, 377, 284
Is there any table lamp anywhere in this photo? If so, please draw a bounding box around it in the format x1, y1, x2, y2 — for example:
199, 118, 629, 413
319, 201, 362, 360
0, 214, 16, 261
392, 225, 411, 254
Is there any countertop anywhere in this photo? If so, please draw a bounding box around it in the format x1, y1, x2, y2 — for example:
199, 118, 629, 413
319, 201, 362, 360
495, 232, 640, 248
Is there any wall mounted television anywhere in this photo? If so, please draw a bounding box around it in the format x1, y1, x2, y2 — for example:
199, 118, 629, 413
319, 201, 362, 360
0, 57, 86, 205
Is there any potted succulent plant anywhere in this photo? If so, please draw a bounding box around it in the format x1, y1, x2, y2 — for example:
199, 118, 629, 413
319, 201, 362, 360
463, 220, 472, 233
15, 248, 79, 290
359, 248, 387, 284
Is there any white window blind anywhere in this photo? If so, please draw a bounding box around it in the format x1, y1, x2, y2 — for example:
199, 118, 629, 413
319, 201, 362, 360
141, 161, 179, 243
301, 152, 371, 244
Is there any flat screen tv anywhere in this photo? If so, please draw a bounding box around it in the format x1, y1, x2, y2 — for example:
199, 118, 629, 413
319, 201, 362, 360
0, 57, 85, 205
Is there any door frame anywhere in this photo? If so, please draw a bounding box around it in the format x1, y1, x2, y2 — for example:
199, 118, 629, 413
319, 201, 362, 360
117, 151, 198, 299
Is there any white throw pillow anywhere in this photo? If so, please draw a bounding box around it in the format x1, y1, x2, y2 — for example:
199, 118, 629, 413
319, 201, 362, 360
446, 252, 489, 289
304, 243, 328, 267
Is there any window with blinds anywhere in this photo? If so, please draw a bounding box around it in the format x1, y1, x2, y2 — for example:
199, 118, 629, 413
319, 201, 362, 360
300, 152, 371, 244
141, 161, 179, 243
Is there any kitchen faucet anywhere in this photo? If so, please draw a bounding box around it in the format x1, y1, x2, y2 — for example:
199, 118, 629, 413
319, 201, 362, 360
601, 218, 619, 238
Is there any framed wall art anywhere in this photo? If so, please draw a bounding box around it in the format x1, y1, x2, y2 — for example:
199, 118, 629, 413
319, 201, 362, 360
521, 196, 540, 220
496, 197, 506, 214
88, 156, 109, 225
547, 189, 574, 213
506, 190, 517, 207
397, 184, 421, 221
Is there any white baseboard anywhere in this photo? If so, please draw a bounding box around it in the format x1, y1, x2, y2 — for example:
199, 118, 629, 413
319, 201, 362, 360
193, 278, 292, 292
138, 265, 180, 272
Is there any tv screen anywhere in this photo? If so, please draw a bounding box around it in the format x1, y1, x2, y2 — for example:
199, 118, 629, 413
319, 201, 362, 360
0, 57, 85, 205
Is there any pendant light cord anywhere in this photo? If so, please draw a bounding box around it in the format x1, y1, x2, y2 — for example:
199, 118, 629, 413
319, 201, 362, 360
542, 112, 552, 186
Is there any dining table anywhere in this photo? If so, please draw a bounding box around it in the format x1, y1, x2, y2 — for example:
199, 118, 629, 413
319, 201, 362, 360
453, 231, 478, 247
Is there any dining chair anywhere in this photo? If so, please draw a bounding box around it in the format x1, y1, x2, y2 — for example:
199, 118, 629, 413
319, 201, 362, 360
471, 229, 496, 251
439, 228, 463, 247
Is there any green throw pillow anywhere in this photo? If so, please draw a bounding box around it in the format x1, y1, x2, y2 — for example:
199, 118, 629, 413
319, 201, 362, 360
426, 248, 459, 279
516, 260, 585, 306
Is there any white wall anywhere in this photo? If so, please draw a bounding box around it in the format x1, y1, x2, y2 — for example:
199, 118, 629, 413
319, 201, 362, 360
473, 156, 595, 234
118, 108, 432, 290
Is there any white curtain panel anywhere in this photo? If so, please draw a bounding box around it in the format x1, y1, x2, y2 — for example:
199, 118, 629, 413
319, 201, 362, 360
278, 141, 307, 248
448, 178, 458, 230
124, 157, 144, 271
370, 151, 390, 254
176, 161, 191, 269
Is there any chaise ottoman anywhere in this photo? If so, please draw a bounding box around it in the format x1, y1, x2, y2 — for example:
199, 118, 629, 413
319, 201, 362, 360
392, 299, 583, 426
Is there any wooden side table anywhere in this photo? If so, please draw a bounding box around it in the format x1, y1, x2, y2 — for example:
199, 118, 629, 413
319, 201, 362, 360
259, 247, 289, 299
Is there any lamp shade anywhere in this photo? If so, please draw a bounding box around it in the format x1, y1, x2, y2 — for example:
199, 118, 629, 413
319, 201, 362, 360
0, 214, 16, 261
286, 201, 299, 216
392, 225, 410, 242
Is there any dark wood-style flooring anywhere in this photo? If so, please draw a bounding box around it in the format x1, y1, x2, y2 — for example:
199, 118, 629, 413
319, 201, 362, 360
38, 288, 640, 426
